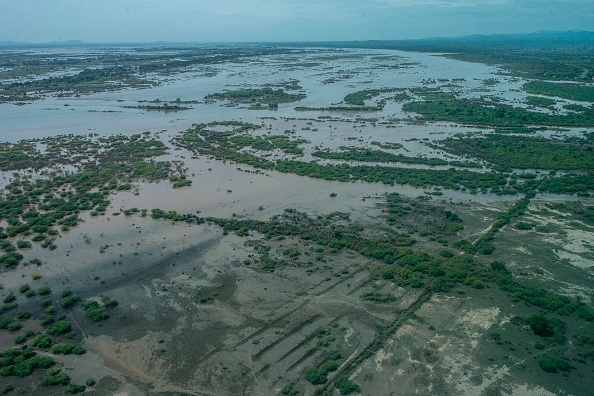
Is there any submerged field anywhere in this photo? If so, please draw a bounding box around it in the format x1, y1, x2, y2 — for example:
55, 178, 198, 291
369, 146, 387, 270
0, 42, 593, 395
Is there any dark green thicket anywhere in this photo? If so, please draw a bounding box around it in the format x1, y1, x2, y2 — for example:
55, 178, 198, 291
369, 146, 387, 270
206, 87, 306, 106
0, 348, 54, 377
403, 89, 594, 127
344, 88, 405, 106
312, 147, 480, 168
524, 81, 594, 102
433, 134, 594, 171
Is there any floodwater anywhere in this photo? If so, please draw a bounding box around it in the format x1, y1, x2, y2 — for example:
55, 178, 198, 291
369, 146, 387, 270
1, 46, 592, 224
0, 47, 518, 141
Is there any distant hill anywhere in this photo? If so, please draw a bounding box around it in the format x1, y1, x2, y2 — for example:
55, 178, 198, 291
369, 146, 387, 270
406, 30, 594, 46
2, 31, 594, 51
271, 31, 594, 52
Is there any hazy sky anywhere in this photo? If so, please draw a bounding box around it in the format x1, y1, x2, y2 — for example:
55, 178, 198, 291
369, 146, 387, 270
1, 0, 592, 43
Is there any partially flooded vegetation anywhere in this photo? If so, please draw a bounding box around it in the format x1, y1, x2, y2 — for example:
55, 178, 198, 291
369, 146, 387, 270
0, 38, 593, 395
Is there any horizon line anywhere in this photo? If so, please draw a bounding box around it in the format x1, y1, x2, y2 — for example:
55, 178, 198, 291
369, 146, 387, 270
2, 29, 594, 48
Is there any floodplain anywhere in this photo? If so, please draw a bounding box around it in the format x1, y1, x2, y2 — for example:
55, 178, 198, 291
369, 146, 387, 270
0, 38, 593, 395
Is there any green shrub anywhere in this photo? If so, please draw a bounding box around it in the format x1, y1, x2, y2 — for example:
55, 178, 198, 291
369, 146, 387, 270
515, 222, 535, 230
381, 269, 395, 280
335, 376, 360, 395
14, 334, 28, 344
16, 240, 31, 249
525, 315, 553, 337
362, 292, 395, 303
66, 384, 86, 394
50, 343, 86, 355
439, 249, 454, 258
305, 367, 326, 385
0, 318, 14, 329
0, 253, 23, 268
41, 371, 71, 386
60, 293, 80, 309
6, 321, 21, 332
37, 286, 51, 296
49, 320, 71, 335
31, 333, 52, 348
538, 354, 574, 373
102, 297, 118, 308
576, 306, 594, 321
16, 311, 31, 320
72, 347, 86, 355
319, 361, 338, 374
454, 239, 476, 254
3, 293, 16, 304
60, 292, 80, 309
43, 305, 55, 314
84, 300, 108, 321
50, 343, 74, 355
280, 384, 296, 395
284, 247, 301, 259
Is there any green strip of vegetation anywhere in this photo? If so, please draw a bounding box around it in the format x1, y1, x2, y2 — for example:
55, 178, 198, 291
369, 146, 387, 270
0, 67, 153, 102
463, 193, 534, 255
206, 87, 306, 106
403, 89, 594, 127
525, 96, 557, 108
432, 133, 594, 171
312, 147, 481, 168
370, 141, 404, 150
295, 106, 382, 112
525, 80, 594, 102
425, 44, 594, 81
344, 88, 404, 105
123, 104, 191, 111
274, 160, 520, 194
